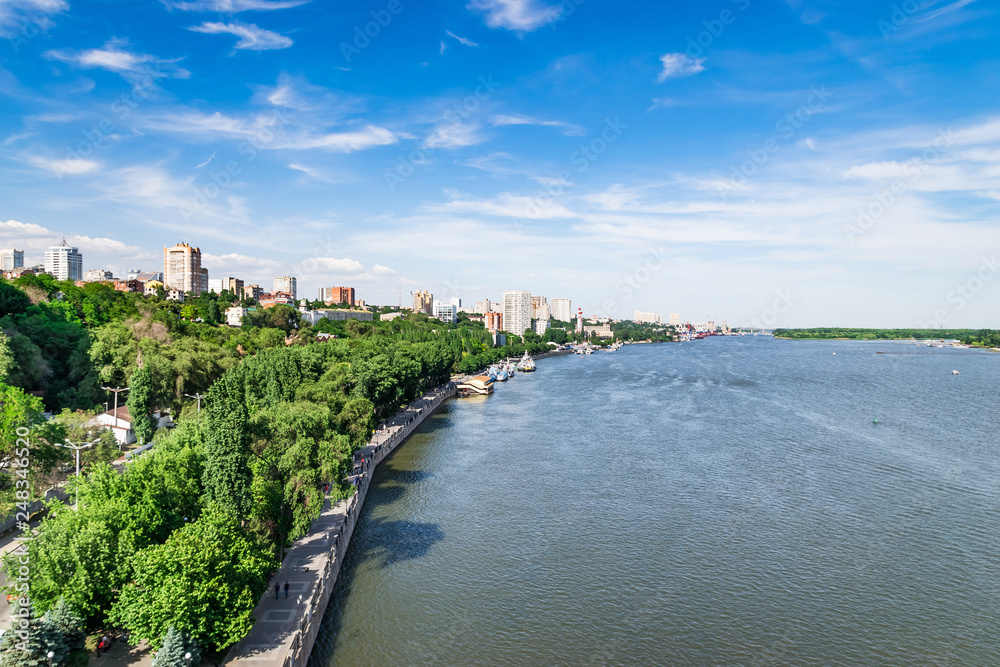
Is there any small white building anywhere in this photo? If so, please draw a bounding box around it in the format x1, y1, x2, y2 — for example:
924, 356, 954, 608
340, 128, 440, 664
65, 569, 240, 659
533, 319, 550, 336
433, 302, 457, 325
87, 407, 174, 446
226, 306, 247, 327
88, 406, 136, 446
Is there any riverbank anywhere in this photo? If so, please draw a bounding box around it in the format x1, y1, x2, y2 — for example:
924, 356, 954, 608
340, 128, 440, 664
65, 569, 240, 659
221, 382, 457, 667
222, 349, 572, 666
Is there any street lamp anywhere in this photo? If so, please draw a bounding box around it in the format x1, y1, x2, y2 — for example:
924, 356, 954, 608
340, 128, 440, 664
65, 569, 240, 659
102, 386, 129, 451
184, 651, 192, 667
47, 651, 54, 666
183, 393, 206, 413
55, 439, 97, 508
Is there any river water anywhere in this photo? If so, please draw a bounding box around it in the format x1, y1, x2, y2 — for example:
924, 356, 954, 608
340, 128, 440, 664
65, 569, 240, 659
312, 337, 1000, 666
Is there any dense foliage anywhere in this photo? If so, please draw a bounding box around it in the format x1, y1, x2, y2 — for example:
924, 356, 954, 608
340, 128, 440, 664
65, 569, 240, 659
772, 328, 985, 340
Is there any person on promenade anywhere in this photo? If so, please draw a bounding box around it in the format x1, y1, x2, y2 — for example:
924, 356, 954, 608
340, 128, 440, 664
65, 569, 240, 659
284, 581, 290, 598
275, 583, 280, 599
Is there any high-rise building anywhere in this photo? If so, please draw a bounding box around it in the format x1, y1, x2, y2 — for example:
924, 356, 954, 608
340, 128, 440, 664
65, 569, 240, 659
536, 303, 551, 322
533, 319, 549, 336
485, 311, 503, 333
273, 276, 297, 301
84, 269, 114, 282
669, 312, 681, 326
450, 297, 461, 309
243, 284, 263, 301
320, 287, 355, 306
634, 310, 663, 325
44, 240, 83, 281
164, 243, 208, 294
530, 296, 547, 318
433, 302, 457, 325
503, 290, 532, 336
412, 290, 433, 314
0, 249, 24, 271
474, 299, 492, 315
551, 298, 572, 322
209, 277, 244, 295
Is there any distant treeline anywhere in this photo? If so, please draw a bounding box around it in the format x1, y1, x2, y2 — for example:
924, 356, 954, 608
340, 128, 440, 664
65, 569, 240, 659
772, 328, 992, 341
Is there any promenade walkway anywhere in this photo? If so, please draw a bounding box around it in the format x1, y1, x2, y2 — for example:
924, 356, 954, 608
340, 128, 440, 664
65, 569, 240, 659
223, 382, 457, 667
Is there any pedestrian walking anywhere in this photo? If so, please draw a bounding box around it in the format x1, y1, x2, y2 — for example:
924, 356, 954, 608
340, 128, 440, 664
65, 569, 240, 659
284, 581, 290, 598
275, 583, 280, 599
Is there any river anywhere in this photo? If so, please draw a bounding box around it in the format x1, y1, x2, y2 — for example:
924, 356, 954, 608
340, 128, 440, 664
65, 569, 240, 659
311, 337, 1000, 666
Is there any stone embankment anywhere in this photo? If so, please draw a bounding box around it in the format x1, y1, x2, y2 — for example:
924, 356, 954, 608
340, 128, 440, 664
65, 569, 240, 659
223, 382, 457, 667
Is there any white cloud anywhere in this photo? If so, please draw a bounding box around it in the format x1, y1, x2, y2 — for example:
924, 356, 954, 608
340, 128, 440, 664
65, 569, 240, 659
445, 30, 479, 47
304, 257, 365, 273
0, 0, 66, 36
288, 163, 345, 183
657, 53, 705, 82
44, 39, 190, 87
277, 126, 396, 152
0, 219, 145, 262
164, 0, 309, 11
426, 192, 576, 220
490, 114, 585, 136
372, 264, 397, 275
424, 123, 483, 149
135, 110, 396, 153
24, 155, 102, 176
189, 21, 292, 50
648, 97, 677, 111
468, 0, 561, 31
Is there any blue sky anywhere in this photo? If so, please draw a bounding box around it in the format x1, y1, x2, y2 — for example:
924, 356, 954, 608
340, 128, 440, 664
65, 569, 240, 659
1, 0, 998, 327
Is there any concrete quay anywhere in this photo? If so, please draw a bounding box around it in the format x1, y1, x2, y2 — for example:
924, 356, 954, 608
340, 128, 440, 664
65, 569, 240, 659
222, 382, 457, 667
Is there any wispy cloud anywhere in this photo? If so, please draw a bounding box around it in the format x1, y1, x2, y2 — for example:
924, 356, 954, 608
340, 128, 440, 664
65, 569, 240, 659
657, 53, 705, 82
164, 0, 309, 11
0, 0, 66, 36
23, 155, 102, 176
44, 39, 190, 87
135, 109, 396, 152
189, 21, 292, 50
446, 30, 479, 47
490, 114, 585, 136
424, 122, 484, 149
468, 0, 561, 31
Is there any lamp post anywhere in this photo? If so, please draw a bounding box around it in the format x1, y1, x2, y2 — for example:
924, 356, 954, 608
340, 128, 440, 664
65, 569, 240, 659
183, 393, 206, 413
102, 386, 129, 451
184, 651, 192, 667
55, 439, 97, 508
47, 651, 54, 666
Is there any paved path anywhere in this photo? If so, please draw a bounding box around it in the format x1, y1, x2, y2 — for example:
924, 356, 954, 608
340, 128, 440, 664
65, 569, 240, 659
223, 383, 457, 667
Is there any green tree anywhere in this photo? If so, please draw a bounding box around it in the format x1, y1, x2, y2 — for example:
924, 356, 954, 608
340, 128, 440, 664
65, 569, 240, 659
127, 366, 157, 445
152, 626, 201, 667
110, 504, 275, 652
203, 371, 253, 518
0, 281, 30, 317
0, 332, 13, 381
0, 600, 68, 667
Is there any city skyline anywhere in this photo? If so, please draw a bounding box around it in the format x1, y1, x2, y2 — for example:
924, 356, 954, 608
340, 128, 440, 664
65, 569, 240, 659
1, 1, 998, 327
